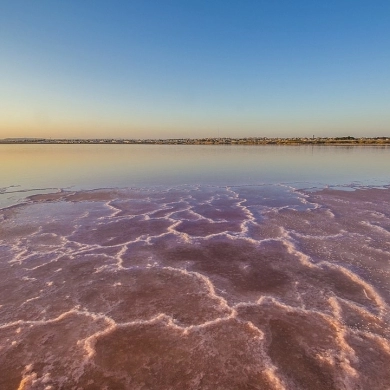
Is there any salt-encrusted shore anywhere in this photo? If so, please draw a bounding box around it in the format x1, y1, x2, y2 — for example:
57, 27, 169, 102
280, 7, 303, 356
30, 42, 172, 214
1, 184, 389, 389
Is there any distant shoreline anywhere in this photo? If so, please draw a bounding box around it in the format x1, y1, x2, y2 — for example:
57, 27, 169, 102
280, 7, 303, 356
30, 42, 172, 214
1, 137, 390, 145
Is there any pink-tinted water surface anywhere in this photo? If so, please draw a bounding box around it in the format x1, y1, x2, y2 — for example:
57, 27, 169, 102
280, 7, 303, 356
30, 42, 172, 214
1, 184, 389, 389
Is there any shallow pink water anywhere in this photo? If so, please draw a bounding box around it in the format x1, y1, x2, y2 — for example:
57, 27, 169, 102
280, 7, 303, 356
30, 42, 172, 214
0, 185, 389, 389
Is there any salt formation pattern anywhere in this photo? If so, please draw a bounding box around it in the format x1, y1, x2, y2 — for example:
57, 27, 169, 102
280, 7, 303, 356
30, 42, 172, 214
0, 185, 389, 389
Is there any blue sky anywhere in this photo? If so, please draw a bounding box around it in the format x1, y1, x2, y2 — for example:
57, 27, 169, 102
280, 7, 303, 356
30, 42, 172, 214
1, 0, 389, 138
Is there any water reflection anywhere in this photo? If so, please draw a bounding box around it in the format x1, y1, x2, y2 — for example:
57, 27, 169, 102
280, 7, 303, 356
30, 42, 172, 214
1, 144, 389, 208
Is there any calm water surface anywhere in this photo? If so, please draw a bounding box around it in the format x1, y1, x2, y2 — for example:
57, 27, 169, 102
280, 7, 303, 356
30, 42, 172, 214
1, 144, 390, 208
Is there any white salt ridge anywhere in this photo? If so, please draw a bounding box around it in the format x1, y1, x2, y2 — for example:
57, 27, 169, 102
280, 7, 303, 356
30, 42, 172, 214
1, 184, 390, 389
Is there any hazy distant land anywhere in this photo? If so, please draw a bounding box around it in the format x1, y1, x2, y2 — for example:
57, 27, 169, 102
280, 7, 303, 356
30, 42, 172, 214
1, 136, 390, 145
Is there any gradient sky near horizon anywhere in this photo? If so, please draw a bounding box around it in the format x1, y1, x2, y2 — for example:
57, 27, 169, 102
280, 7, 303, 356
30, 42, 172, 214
1, 1, 390, 139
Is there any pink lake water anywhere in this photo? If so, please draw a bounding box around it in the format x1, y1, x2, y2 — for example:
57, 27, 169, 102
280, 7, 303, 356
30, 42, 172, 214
0, 145, 389, 389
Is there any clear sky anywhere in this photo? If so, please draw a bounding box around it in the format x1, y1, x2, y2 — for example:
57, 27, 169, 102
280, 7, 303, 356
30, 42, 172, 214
1, 0, 389, 139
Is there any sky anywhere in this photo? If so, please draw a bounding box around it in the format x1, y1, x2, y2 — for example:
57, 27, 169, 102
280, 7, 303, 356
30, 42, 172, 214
1, 0, 389, 139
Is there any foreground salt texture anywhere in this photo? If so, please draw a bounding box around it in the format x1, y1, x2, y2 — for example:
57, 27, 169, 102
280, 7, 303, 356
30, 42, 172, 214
0, 185, 389, 389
